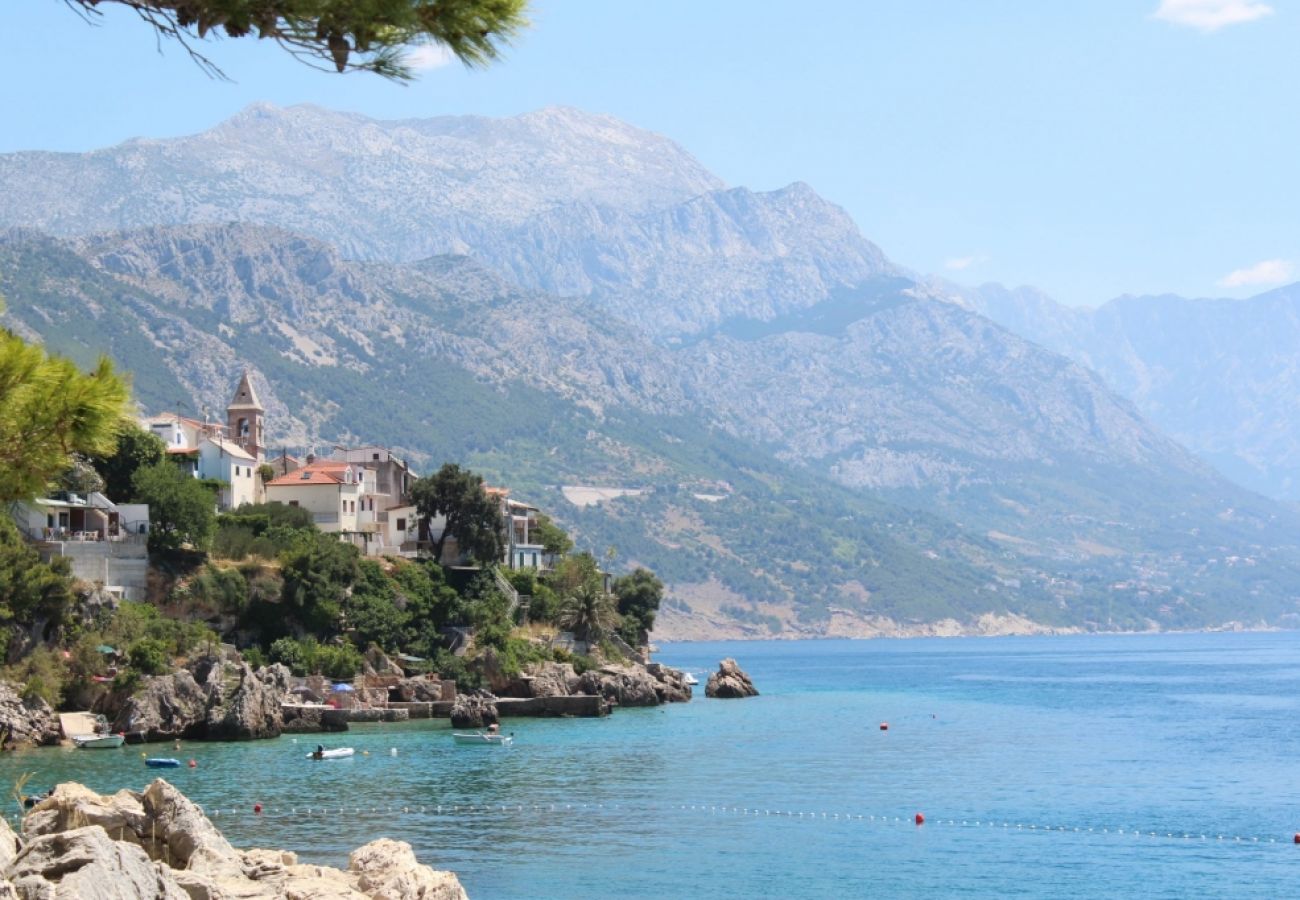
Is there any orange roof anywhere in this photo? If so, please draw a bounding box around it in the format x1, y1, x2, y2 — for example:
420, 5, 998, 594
266, 461, 352, 487
166, 446, 199, 455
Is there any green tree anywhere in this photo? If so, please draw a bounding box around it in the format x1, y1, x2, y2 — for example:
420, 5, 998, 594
0, 518, 77, 652
613, 568, 663, 647
279, 532, 360, 634
546, 550, 602, 599
558, 582, 616, 643
68, 0, 529, 79
345, 560, 407, 650
132, 462, 217, 551
128, 637, 171, 675
0, 320, 129, 504
411, 463, 503, 564
533, 513, 572, 557
88, 423, 166, 504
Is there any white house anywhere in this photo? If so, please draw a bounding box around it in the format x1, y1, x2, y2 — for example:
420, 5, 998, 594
8, 493, 150, 599
265, 460, 369, 541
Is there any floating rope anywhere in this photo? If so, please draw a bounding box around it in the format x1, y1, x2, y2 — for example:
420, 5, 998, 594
189, 801, 1293, 847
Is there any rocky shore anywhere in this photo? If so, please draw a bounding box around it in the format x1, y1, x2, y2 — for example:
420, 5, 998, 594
0, 645, 697, 749
3, 778, 467, 899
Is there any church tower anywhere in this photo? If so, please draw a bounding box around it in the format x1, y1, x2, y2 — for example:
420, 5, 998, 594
226, 369, 265, 461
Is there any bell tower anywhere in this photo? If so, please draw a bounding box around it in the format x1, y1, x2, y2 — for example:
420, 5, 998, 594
226, 369, 265, 461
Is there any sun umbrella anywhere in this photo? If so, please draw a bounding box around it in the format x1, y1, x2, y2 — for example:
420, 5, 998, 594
331, 683, 355, 692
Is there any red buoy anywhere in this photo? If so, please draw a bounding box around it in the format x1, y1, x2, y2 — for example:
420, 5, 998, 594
915, 812, 925, 825
253, 803, 262, 814
880, 722, 889, 731
1293, 832, 1299, 845
188, 759, 197, 768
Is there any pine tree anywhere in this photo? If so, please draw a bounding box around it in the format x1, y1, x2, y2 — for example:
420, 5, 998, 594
0, 308, 129, 504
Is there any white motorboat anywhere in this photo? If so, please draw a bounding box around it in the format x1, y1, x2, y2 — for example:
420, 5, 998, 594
683, 672, 699, 686
453, 732, 513, 746
306, 747, 355, 760
72, 734, 125, 749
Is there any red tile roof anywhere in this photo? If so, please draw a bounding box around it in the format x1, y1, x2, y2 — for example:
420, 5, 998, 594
266, 461, 353, 487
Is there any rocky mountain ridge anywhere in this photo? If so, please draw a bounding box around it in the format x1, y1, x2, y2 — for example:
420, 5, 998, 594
2, 104, 1300, 636
942, 278, 1300, 503
4, 223, 1300, 637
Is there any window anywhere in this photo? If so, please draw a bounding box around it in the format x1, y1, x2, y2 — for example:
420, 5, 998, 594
372, 453, 380, 461
288, 500, 299, 507
396, 518, 406, 532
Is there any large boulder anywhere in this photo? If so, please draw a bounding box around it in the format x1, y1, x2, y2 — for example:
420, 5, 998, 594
141, 779, 237, 873
0, 682, 60, 748
23, 784, 150, 851
525, 662, 580, 698
392, 677, 445, 703
362, 646, 405, 678
577, 665, 662, 708
705, 658, 759, 698
111, 670, 209, 741
6, 825, 189, 899
2, 780, 468, 899
113, 658, 290, 742
349, 839, 468, 900
449, 690, 498, 728
645, 663, 693, 703
198, 659, 291, 740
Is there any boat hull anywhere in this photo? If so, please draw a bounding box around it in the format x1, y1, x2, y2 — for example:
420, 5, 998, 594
72, 735, 125, 749
145, 758, 181, 768
306, 748, 355, 760
452, 733, 513, 746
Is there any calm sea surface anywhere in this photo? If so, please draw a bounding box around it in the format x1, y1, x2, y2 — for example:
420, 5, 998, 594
2, 632, 1299, 898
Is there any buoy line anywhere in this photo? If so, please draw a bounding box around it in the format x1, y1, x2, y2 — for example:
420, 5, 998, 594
182, 801, 1296, 848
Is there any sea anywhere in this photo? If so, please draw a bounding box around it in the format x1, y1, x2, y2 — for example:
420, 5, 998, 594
2, 631, 1299, 898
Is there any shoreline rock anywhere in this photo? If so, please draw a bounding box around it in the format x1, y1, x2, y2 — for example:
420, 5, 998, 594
705, 658, 758, 698
10, 778, 468, 899
0, 682, 60, 748
112, 656, 292, 742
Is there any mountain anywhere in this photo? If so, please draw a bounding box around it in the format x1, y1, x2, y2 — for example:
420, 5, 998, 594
2, 105, 1300, 637
947, 279, 1300, 503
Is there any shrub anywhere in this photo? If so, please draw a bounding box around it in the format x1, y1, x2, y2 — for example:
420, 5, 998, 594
128, 638, 171, 675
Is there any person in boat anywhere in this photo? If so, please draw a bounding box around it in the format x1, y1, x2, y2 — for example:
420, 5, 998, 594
486, 723, 500, 737
313, 744, 325, 760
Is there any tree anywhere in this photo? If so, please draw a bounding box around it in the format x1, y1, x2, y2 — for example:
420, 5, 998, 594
131, 461, 217, 551
613, 568, 663, 647
411, 463, 503, 565
88, 423, 166, 503
68, 0, 529, 80
558, 582, 616, 643
279, 531, 360, 634
0, 320, 129, 504
533, 513, 572, 557
0, 518, 77, 651
546, 550, 602, 600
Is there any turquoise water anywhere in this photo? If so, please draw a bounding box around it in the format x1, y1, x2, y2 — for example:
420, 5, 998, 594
3, 632, 1300, 897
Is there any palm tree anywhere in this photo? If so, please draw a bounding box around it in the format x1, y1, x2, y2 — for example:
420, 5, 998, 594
559, 583, 617, 642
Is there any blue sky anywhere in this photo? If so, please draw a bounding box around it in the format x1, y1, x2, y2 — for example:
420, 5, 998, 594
3, 0, 1297, 306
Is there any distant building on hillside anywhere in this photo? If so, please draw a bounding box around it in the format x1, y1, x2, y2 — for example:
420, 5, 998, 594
8, 492, 150, 600
142, 370, 267, 510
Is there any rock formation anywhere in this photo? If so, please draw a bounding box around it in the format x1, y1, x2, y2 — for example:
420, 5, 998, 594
112, 657, 291, 742
0, 682, 60, 747
10, 779, 467, 899
705, 658, 759, 699
449, 690, 499, 728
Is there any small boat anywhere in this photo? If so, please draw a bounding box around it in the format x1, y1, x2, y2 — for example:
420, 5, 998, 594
682, 672, 699, 686
453, 732, 513, 746
305, 747, 355, 760
72, 734, 125, 749
145, 758, 181, 768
